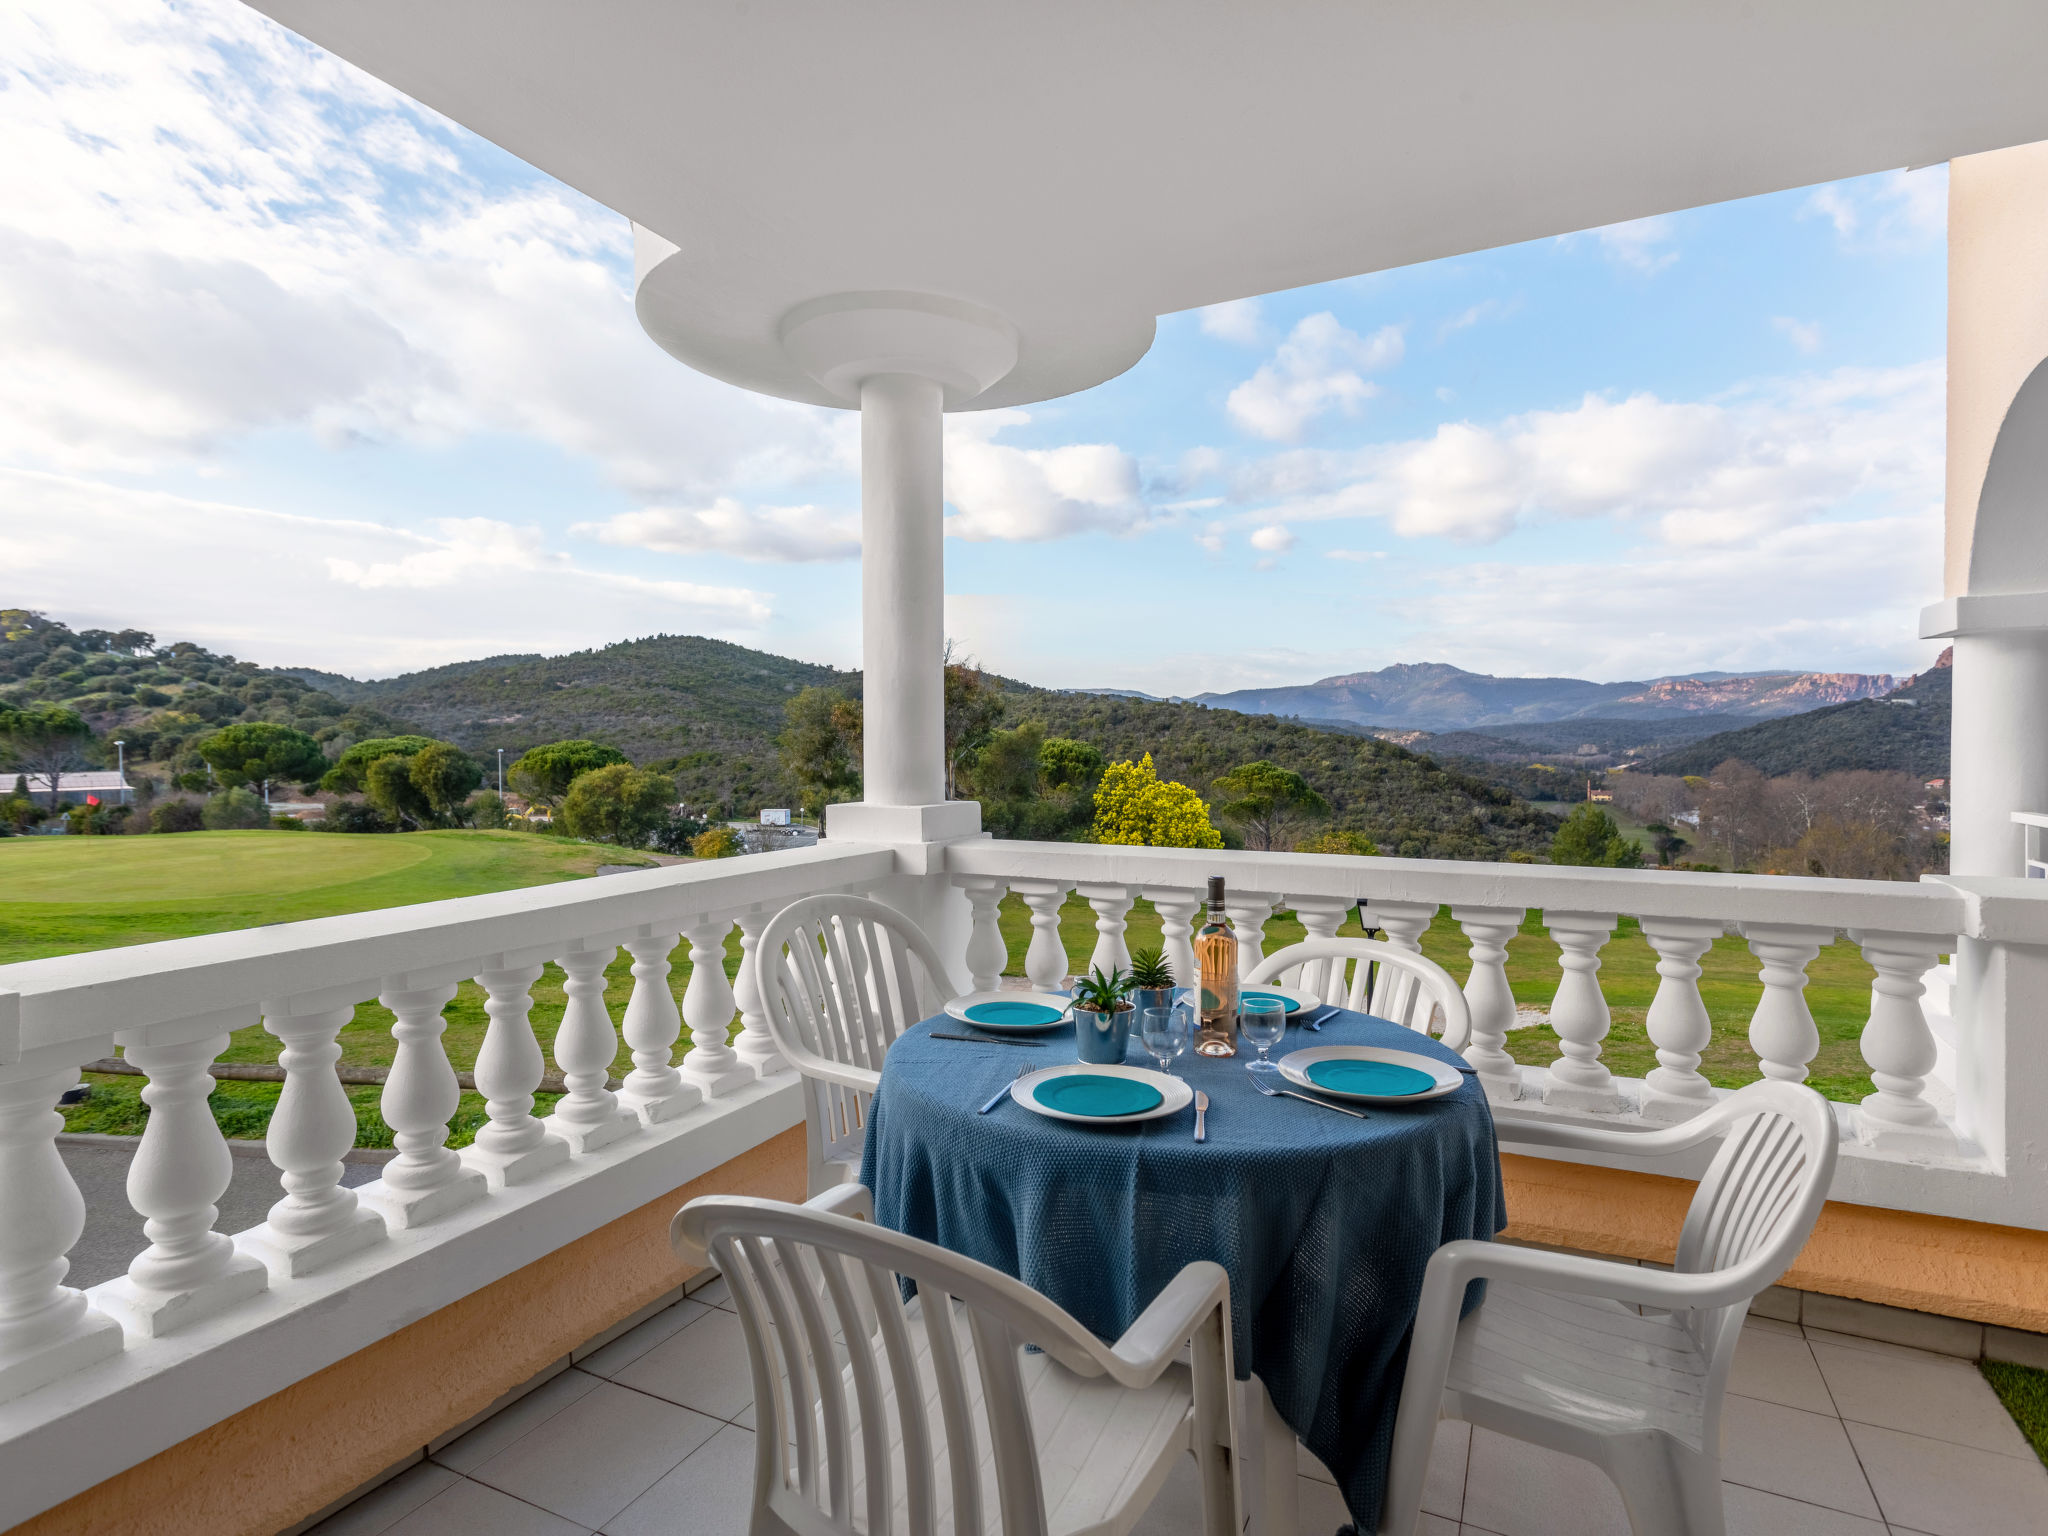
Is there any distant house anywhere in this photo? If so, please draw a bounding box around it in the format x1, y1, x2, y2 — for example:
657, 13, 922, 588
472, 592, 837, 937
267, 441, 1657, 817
1926, 778, 1949, 793
17, 771, 131, 805
1588, 788, 1614, 803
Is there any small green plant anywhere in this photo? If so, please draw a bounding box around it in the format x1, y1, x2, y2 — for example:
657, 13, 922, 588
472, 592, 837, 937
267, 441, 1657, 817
1071, 965, 1133, 1013
1127, 947, 1175, 990
1981, 1359, 2048, 1467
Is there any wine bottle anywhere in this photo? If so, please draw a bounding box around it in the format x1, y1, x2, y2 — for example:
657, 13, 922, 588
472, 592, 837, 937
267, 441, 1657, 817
1194, 875, 1239, 1056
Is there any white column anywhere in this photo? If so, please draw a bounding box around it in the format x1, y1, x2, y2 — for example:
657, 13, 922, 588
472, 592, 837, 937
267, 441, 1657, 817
1848, 928, 1959, 1152
1742, 923, 1833, 1084
1289, 895, 1354, 1006
1948, 631, 2048, 875
957, 878, 1011, 993
1224, 891, 1276, 979
861, 372, 946, 809
1541, 912, 1624, 1112
615, 932, 703, 1125
1076, 883, 1134, 980
239, 1000, 386, 1277
463, 964, 569, 1189
679, 915, 756, 1096
1638, 917, 1725, 1122
359, 983, 486, 1230
1012, 881, 1073, 990
1452, 906, 1524, 1103
732, 905, 793, 1075
548, 948, 639, 1154
97, 1023, 268, 1336
0, 1043, 124, 1402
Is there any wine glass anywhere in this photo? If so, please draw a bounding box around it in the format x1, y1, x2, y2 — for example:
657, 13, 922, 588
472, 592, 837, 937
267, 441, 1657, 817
1240, 996, 1287, 1067
1141, 1005, 1191, 1076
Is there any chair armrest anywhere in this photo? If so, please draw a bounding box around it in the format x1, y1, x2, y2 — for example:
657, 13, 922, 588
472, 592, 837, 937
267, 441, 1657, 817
1104, 1260, 1233, 1386
805, 1182, 874, 1222
1421, 1238, 1760, 1312
1493, 1109, 1729, 1161
776, 1048, 883, 1097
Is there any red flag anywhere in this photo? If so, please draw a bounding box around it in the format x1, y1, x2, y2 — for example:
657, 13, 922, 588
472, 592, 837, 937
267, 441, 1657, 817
85, 795, 100, 806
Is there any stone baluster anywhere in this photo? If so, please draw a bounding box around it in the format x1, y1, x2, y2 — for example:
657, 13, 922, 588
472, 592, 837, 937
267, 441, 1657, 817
1289, 896, 1354, 1005
240, 998, 387, 1277
0, 1040, 124, 1402
548, 948, 639, 1153
678, 914, 757, 1096
1144, 888, 1202, 993
1076, 883, 1134, 980
359, 983, 486, 1230
1741, 923, 1834, 1085
463, 964, 569, 1189
956, 878, 1010, 994
1223, 891, 1276, 978
1637, 918, 1725, 1122
1540, 912, 1624, 1112
1012, 881, 1073, 989
96, 1018, 268, 1336
1363, 900, 1436, 1019
615, 932, 703, 1126
732, 905, 793, 1076
1847, 928, 1957, 1152
1452, 906, 1525, 1102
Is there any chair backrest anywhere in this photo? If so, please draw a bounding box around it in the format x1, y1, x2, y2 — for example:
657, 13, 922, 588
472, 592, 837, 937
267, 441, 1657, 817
757, 894, 960, 1190
1245, 937, 1472, 1049
675, 1194, 1141, 1536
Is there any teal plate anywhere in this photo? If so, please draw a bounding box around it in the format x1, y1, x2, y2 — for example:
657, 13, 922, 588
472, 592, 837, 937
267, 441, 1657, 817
1304, 1059, 1437, 1097
1241, 989, 1303, 1014
1035, 1074, 1165, 1117
964, 1000, 1067, 1028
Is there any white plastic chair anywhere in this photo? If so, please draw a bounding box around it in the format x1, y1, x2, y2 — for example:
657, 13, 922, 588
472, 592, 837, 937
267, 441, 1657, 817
672, 1183, 1241, 1536
1376, 1079, 1840, 1536
757, 894, 962, 1195
1245, 937, 1472, 1049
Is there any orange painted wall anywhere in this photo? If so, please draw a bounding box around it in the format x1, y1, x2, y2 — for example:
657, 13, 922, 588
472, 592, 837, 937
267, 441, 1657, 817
1501, 1152, 2048, 1333
10, 1124, 805, 1536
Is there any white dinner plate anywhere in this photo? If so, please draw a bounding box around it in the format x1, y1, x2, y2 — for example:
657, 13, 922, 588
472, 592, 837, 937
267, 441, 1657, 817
1277, 1044, 1464, 1103
1238, 983, 1322, 1017
1012, 1064, 1193, 1124
943, 991, 1074, 1033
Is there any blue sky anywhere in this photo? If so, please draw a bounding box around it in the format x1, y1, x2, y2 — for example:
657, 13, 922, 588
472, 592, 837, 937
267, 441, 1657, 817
0, 0, 1951, 693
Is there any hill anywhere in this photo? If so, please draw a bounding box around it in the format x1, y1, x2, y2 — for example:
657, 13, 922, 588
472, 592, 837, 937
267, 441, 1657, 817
1638, 654, 1951, 779
1197, 661, 1898, 732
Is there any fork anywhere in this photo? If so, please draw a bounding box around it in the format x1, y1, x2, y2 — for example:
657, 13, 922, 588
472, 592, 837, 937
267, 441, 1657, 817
1246, 1067, 1368, 1118
978, 1065, 1031, 1114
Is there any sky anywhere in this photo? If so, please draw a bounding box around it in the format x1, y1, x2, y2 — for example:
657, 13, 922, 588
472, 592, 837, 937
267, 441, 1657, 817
0, 0, 1953, 694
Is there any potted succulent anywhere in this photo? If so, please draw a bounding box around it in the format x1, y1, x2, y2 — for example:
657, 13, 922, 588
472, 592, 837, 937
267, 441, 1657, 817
1127, 947, 1177, 1018
1071, 964, 1136, 1065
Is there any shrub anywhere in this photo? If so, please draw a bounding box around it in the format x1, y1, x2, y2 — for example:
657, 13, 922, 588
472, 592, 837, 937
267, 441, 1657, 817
149, 799, 205, 833
317, 801, 395, 834
1091, 754, 1223, 849
467, 790, 510, 829
1297, 829, 1380, 856
1548, 803, 1645, 868
648, 809, 708, 855
560, 763, 676, 846
202, 787, 270, 830
270, 814, 307, 831
691, 824, 743, 858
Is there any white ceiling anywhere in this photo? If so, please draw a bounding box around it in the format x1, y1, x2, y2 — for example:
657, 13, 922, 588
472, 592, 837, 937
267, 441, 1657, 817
247, 1, 2048, 408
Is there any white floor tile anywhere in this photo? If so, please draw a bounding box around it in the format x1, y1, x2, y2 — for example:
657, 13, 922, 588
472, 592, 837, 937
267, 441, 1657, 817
1729, 1324, 1837, 1415
1844, 1421, 2048, 1536
1802, 1326, 1962, 1364
383, 1477, 591, 1536
576, 1299, 710, 1379
469, 1379, 721, 1530
1810, 1339, 2036, 1459
612, 1307, 755, 1421
1424, 1419, 1470, 1521
1721, 1482, 1888, 1535
1721, 1396, 1881, 1519
433, 1369, 602, 1474
1297, 1438, 1336, 1485
1458, 1427, 1630, 1536
603, 1424, 756, 1536
731, 1398, 756, 1431
308, 1462, 458, 1536
1127, 1453, 1204, 1536
691, 1274, 733, 1310
1296, 1473, 1353, 1535
1413, 1516, 1456, 1536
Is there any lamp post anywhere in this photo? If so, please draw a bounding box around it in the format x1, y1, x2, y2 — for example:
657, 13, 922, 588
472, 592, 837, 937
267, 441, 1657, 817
496, 748, 504, 796
114, 740, 125, 803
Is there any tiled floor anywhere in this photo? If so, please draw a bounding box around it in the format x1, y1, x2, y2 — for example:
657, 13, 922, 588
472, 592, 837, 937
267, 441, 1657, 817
313, 1290, 2048, 1536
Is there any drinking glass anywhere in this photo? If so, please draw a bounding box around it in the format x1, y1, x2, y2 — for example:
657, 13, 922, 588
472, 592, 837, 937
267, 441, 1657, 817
1240, 996, 1287, 1066
1140, 1005, 1190, 1076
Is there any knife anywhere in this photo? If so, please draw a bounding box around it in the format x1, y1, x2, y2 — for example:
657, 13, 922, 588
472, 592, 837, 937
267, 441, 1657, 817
933, 1031, 1045, 1048
1194, 1090, 1208, 1143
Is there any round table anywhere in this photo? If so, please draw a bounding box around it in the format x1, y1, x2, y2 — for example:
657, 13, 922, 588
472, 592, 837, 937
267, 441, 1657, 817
862, 1004, 1506, 1533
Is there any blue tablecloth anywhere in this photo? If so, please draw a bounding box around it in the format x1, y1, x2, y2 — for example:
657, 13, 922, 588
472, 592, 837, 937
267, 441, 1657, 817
862, 1006, 1506, 1532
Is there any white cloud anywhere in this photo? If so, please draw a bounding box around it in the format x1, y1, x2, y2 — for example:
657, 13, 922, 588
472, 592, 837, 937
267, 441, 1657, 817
1249, 524, 1296, 554
1803, 166, 1946, 251
575, 499, 861, 562
1772, 316, 1823, 355
1590, 215, 1679, 273
1226, 313, 1406, 441
941, 412, 1147, 541
1327, 549, 1385, 562
326, 519, 555, 590
1194, 523, 1226, 554
1198, 297, 1266, 345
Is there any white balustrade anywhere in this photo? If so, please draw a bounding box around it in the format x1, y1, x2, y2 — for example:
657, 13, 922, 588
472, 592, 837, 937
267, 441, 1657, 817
96, 1020, 268, 1336
1743, 923, 1833, 1085
0, 1043, 123, 1402
240, 998, 387, 1277
463, 964, 570, 1189
731, 905, 793, 1075
360, 983, 487, 1229
1289, 895, 1355, 1006
1541, 912, 1623, 1112
1452, 905, 1524, 1102
678, 915, 755, 1096
1224, 891, 1276, 978
1632, 918, 1723, 1122
548, 947, 639, 1154
956, 878, 1010, 993
1848, 928, 1958, 1153
1012, 881, 1073, 989
1145, 888, 1202, 991
1077, 883, 1134, 979
615, 931, 703, 1125
1364, 900, 1437, 1022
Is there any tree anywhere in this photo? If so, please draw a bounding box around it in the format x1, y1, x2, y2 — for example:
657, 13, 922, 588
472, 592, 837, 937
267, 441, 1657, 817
508, 740, 629, 809
1092, 755, 1224, 848
469, 790, 510, 829
691, 825, 743, 858
197, 722, 327, 797
408, 742, 483, 819
971, 722, 1046, 802
321, 735, 442, 793
202, 787, 271, 830
560, 763, 677, 846
1549, 803, 1645, 867
943, 655, 1007, 797
778, 687, 861, 814
1039, 737, 1104, 793
1212, 760, 1331, 851
364, 753, 435, 829
1297, 829, 1380, 856
0, 704, 95, 811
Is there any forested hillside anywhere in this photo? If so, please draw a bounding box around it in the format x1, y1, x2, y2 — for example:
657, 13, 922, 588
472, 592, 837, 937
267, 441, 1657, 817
1640, 656, 1950, 779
